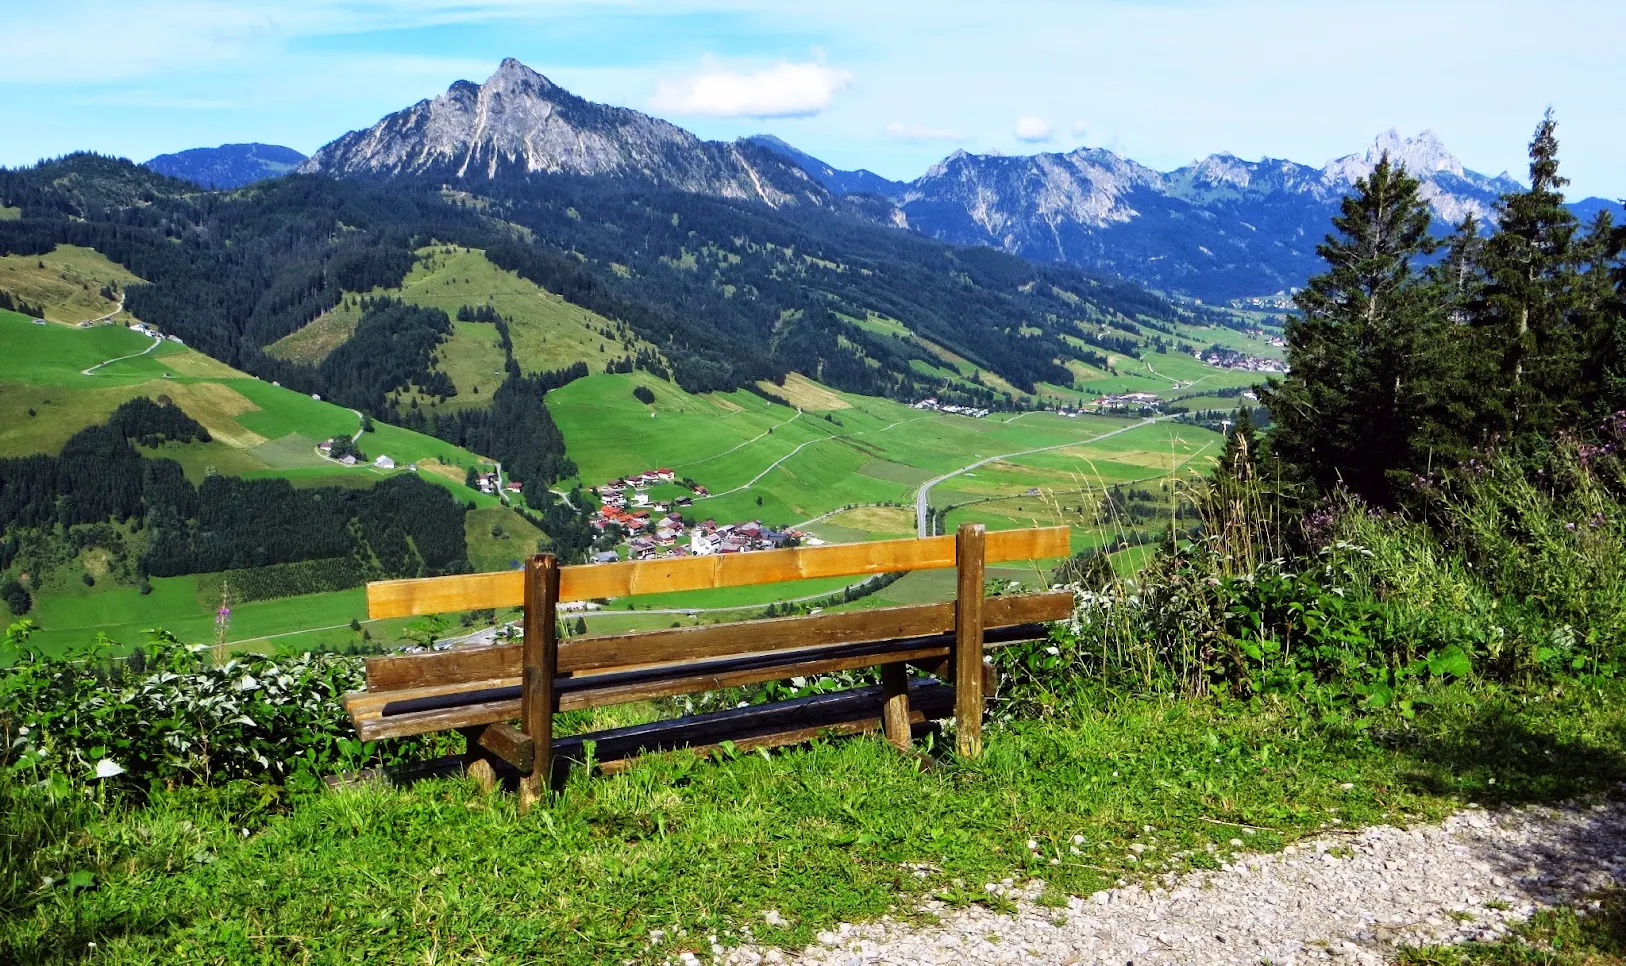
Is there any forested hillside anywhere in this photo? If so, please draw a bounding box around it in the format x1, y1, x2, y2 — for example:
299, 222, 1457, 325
0, 152, 1218, 491
0, 396, 469, 618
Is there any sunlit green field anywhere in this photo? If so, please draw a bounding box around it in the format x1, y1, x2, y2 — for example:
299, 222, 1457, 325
15, 576, 402, 657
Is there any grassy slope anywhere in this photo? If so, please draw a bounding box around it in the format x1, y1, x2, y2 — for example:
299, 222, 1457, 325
266, 245, 660, 411
0, 243, 141, 325
7, 684, 1625, 964
549, 372, 1218, 624
0, 309, 543, 654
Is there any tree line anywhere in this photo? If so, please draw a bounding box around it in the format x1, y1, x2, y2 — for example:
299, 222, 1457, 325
1259, 112, 1624, 508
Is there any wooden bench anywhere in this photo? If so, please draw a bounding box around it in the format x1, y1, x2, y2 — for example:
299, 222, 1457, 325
344, 523, 1072, 806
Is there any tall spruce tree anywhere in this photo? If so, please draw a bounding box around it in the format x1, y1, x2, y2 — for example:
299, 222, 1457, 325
1258, 154, 1438, 503
1573, 210, 1622, 416
1411, 214, 1502, 469
1475, 110, 1584, 437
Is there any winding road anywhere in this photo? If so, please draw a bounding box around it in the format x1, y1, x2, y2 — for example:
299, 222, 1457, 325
914, 417, 1164, 537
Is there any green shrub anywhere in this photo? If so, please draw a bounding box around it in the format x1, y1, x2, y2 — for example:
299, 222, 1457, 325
0, 622, 441, 790
994, 440, 1626, 721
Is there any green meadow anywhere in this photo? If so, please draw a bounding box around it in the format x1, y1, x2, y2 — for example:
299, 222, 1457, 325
0, 310, 540, 655
16, 577, 394, 657
4, 281, 1255, 653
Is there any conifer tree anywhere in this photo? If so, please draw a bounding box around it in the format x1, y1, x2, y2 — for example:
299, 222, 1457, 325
1475, 110, 1583, 436
1258, 153, 1437, 503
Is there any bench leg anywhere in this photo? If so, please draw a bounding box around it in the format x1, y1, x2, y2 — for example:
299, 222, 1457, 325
880, 663, 913, 752
459, 725, 499, 794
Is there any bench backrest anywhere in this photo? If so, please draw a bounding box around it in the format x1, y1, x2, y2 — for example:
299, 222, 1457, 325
366, 526, 1069, 618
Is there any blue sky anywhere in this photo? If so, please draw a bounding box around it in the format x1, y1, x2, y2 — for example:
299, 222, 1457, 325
2, 0, 1623, 198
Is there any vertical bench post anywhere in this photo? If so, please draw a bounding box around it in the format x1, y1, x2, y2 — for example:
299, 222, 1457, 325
879, 663, 912, 752
953, 522, 986, 758
519, 554, 560, 811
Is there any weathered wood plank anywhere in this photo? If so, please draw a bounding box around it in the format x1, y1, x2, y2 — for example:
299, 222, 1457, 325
367, 527, 1069, 618
346, 676, 519, 720
557, 602, 954, 673
954, 523, 986, 758
477, 721, 534, 773
355, 696, 521, 742
520, 554, 559, 809
359, 591, 1072, 693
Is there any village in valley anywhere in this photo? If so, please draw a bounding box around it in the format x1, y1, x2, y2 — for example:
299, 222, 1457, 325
588, 468, 811, 563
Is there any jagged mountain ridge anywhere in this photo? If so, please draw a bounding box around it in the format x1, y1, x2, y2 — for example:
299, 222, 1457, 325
754, 129, 1616, 301
144, 143, 307, 189
744, 135, 905, 198
301, 59, 824, 207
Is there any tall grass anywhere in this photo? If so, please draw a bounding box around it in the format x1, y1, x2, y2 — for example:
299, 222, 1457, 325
997, 435, 1626, 718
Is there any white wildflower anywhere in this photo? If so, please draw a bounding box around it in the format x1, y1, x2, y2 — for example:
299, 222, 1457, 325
94, 758, 125, 779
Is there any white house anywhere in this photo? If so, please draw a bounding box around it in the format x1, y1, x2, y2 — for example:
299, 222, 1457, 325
374, 455, 396, 470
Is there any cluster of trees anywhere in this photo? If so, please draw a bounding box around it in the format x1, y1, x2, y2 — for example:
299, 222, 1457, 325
455, 303, 503, 323
320, 298, 457, 411
1261, 113, 1625, 506
420, 364, 585, 507
143, 473, 468, 578
108, 396, 211, 448
327, 434, 366, 462
195, 557, 368, 606
603, 347, 669, 378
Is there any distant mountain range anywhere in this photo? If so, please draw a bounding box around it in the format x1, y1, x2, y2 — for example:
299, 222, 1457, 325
752, 130, 1621, 301
151, 59, 1622, 302
144, 143, 307, 190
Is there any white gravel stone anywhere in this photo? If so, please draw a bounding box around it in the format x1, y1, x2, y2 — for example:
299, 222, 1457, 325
719, 794, 1626, 965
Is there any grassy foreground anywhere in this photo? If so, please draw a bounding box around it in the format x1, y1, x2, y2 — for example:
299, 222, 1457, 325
7, 682, 1626, 964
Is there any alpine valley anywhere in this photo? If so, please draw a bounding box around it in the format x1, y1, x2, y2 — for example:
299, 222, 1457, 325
0, 56, 1607, 651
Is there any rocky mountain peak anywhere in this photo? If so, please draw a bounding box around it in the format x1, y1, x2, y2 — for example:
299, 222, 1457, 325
299, 58, 822, 206
1323, 129, 1468, 185
488, 57, 556, 92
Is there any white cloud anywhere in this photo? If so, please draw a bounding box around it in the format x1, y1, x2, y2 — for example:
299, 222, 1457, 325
1015, 116, 1054, 143
1071, 120, 1090, 136
650, 61, 851, 118
884, 121, 963, 143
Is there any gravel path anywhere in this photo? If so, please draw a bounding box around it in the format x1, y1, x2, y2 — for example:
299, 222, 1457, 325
720, 794, 1626, 966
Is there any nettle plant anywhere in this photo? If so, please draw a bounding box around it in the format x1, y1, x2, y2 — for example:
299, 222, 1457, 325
1, 621, 437, 790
